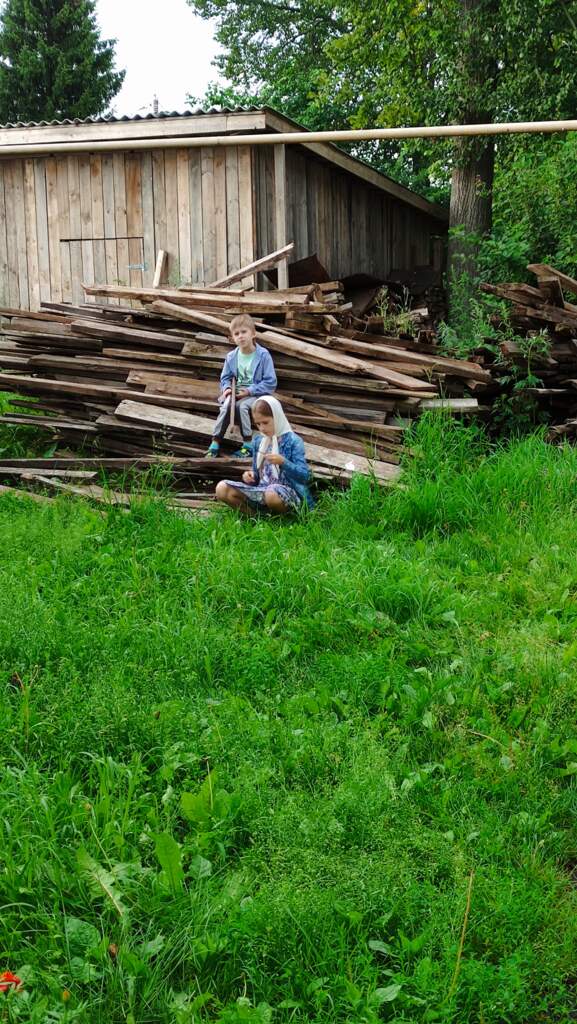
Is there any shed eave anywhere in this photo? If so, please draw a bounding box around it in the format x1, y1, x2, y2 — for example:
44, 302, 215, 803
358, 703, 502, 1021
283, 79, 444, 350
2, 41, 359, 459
0, 110, 270, 149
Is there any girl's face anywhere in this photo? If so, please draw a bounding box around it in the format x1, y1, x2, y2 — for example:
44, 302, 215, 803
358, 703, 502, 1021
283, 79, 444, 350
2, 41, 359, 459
253, 411, 275, 437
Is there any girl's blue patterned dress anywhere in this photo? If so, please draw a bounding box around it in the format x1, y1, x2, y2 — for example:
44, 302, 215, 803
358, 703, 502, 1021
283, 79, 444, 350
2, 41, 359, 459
223, 451, 302, 512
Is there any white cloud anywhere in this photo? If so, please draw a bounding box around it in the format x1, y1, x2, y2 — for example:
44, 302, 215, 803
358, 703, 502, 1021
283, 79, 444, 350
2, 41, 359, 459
95, 0, 223, 116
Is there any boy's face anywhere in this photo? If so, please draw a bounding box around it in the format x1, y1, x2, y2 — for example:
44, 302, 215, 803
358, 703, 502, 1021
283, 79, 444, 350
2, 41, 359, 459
232, 325, 256, 351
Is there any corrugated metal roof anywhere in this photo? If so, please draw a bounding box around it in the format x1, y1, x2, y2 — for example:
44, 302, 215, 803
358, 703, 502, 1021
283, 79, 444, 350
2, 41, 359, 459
0, 107, 262, 129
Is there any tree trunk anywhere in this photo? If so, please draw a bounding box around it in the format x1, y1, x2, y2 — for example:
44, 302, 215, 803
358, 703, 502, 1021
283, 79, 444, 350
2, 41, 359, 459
446, 0, 498, 326
447, 136, 495, 322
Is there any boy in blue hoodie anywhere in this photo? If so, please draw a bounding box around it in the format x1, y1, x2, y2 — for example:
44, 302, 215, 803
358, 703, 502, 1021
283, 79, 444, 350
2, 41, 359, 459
205, 314, 277, 459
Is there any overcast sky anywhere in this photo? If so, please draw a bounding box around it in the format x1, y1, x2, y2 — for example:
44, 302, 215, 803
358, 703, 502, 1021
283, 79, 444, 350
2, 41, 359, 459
95, 0, 224, 116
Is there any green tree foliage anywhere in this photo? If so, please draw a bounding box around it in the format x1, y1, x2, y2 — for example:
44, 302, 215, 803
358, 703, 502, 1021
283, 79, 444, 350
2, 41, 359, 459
0, 0, 125, 122
189, 0, 577, 303
187, 0, 350, 131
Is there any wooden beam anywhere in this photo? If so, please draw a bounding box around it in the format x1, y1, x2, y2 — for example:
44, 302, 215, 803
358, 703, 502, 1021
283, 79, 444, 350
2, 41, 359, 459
528, 263, 577, 299
210, 242, 295, 289
0, 482, 54, 502
153, 249, 167, 288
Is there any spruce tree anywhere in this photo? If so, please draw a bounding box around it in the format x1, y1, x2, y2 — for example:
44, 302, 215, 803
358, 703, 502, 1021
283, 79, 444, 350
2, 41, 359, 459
0, 0, 125, 123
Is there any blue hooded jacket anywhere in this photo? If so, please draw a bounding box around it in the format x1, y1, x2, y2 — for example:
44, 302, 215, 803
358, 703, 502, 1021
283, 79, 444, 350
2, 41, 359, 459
220, 343, 277, 397
252, 431, 315, 509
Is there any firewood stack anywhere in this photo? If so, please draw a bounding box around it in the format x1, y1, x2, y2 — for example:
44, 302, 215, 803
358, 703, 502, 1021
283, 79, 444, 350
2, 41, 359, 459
478, 263, 577, 439
0, 245, 489, 507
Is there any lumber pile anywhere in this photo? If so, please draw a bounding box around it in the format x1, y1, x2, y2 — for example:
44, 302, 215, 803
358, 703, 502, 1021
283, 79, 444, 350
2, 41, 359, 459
0, 246, 490, 504
478, 263, 577, 439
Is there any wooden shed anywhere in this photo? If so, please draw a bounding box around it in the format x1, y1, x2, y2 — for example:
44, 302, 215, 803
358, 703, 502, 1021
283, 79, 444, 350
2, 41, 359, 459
0, 107, 448, 310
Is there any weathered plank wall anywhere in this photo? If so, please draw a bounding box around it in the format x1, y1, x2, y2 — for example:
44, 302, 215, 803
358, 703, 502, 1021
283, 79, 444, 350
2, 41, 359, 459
254, 146, 445, 280
0, 145, 255, 309
0, 138, 445, 310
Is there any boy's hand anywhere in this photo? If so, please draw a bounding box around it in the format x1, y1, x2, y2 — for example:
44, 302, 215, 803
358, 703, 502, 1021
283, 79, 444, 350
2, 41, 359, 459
219, 387, 232, 404
242, 470, 256, 484
237, 388, 250, 399
264, 453, 285, 466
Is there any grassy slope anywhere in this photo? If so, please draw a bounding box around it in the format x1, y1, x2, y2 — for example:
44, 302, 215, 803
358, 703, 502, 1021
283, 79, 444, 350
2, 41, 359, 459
1, 417, 577, 1024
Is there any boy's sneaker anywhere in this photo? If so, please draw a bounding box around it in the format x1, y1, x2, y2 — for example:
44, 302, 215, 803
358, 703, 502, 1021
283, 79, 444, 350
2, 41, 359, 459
233, 443, 253, 459
205, 441, 220, 458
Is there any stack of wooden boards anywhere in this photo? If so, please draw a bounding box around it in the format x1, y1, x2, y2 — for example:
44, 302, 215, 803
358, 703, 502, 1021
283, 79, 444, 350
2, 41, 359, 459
0, 260, 490, 505
479, 263, 577, 439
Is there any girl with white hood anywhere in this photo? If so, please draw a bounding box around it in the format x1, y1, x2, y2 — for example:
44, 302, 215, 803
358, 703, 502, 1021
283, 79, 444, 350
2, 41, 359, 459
215, 396, 314, 514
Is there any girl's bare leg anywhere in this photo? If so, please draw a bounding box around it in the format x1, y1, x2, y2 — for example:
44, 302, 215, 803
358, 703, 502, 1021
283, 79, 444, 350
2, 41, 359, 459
215, 481, 255, 515
263, 488, 290, 515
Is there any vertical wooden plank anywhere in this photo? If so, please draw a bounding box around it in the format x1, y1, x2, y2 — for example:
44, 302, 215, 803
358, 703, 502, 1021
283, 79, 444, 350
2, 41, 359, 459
23, 160, 40, 311
125, 154, 143, 289
113, 152, 128, 236
113, 151, 129, 291
67, 156, 81, 239
0, 166, 9, 306
90, 155, 105, 239
214, 148, 227, 280
306, 159, 319, 263
373, 196, 384, 278
336, 176, 347, 276
201, 146, 216, 285
295, 152, 309, 259
264, 148, 275, 284
34, 160, 51, 305
284, 151, 294, 258
332, 173, 341, 278
102, 154, 118, 302
59, 241, 72, 303
105, 239, 118, 289
189, 148, 203, 284
176, 148, 192, 285
3, 163, 20, 307
56, 157, 71, 240
69, 241, 83, 304
14, 161, 29, 310
93, 240, 106, 290
46, 158, 62, 301
90, 155, 106, 290
116, 238, 129, 288
78, 155, 92, 239
238, 144, 255, 286
273, 144, 288, 288
164, 150, 179, 284
128, 237, 142, 290
152, 150, 167, 254
102, 154, 115, 237
254, 148, 266, 260
81, 239, 95, 300
78, 154, 93, 300
316, 165, 327, 272
225, 147, 240, 277
141, 150, 155, 286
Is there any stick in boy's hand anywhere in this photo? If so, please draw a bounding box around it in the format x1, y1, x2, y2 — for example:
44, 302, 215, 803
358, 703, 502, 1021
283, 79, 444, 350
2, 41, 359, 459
228, 376, 236, 431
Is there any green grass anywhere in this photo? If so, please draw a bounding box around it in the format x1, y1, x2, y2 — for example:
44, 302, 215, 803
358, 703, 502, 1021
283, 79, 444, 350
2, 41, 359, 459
1, 415, 577, 1023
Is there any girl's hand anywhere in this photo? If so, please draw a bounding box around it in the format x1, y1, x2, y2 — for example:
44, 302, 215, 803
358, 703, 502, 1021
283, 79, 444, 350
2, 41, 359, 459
242, 470, 256, 484
264, 453, 285, 466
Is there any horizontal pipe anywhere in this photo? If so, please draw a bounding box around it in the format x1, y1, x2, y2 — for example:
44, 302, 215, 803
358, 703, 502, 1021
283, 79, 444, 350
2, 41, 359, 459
0, 119, 575, 157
